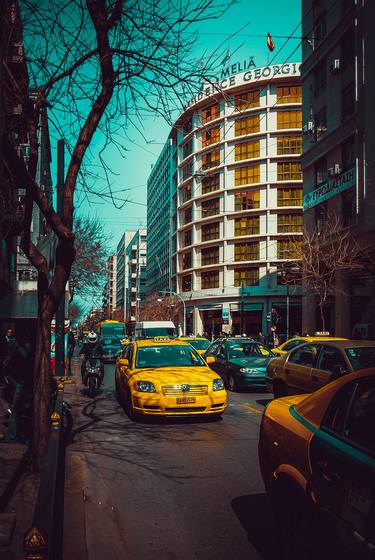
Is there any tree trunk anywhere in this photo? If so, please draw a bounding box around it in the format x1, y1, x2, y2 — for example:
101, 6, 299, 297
319, 301, 326, 332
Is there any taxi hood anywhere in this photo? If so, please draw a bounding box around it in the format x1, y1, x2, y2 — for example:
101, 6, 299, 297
131, 366, 219, 385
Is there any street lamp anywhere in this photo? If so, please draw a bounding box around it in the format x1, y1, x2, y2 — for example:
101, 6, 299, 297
159, 290, 186, 336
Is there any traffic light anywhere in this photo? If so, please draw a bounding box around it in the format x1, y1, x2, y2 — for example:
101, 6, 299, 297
266, 312, 272, 322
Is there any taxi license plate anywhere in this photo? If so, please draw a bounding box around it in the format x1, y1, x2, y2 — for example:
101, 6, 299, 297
176, 397, 196, 404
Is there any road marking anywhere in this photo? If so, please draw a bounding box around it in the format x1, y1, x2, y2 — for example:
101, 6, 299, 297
240, 404, 263, 415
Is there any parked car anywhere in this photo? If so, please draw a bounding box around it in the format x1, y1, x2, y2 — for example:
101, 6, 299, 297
259, 368, 375, 559
271, 334, 347, 356
203, 337, 276, 391
267, 339, 375, 398
178, 336, 210, 355
115, 337, 227, 419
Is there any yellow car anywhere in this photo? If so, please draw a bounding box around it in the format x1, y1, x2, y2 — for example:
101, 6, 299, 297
178, 336, 210, 355
115, 337, 227, 419
272, 334, 348, 356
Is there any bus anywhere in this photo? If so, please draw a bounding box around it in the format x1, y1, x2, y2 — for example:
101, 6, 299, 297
95, 320, 126, 340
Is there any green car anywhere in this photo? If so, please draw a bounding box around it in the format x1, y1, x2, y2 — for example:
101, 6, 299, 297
101, 337, 123, 363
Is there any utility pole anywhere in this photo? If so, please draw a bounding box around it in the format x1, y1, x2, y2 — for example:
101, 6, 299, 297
55, 140, 65, 377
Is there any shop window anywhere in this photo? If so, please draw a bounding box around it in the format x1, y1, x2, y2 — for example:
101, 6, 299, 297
182, 139, 193, 159
276, 86, 302, 104
202, 222, 220, 241
234, 190, 260, 210
182, 274, 192, 292
181, 161, 192, 180
201, 197, 220, 218
277, 240, 302, 259
182, 251, 192, 270
181, 182, 192, 202
184, 206, 192, 224
235, 140, 260, 161
277, 187, 302, 207
234, 268, 259, 287
235, 164, 260, 186
202, 126, 220, 147
314, 60, 326, 97
201, 270, 219, 289
277, 111, 302, 129
201, 247, 219, 266
234, 89, 260, 111
277, 162, 302, 181
235, 114, 260, 136
342, 82, 355, 119
277, 213, 303, 233
315, 107, 327, 138
277, 136, 302, 155
234, 242, 259, 261
202, 149, 220, 170
202, 173, 220, 194
234, 216, 260, 236
202, 103, 220, 125
184, 229, 192, 247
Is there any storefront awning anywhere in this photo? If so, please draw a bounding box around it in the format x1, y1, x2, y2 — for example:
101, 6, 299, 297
230, 303, 264, 312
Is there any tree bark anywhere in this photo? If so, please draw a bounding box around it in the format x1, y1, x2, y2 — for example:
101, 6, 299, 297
319, 301, 325, 332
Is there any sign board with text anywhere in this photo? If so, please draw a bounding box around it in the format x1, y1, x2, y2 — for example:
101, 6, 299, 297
303, 167, 356, 211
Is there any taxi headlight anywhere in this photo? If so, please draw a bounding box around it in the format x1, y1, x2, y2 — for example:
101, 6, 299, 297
239, 367, 259, 374
213, 378, 225, 391
136, 380, 156, 393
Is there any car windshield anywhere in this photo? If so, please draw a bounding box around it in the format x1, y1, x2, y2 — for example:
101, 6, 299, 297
143, 327, 176, 338
228, 342, 271, 359
188, 339, 210, 351
136, 345, 205, 368
346, 347, 375, 369
102, 338, 121, 346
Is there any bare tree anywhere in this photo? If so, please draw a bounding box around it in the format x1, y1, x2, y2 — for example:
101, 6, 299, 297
3, 0, 233, 466
281, 212, 369, 331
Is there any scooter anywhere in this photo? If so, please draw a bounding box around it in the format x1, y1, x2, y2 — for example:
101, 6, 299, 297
83, 357, 103, 397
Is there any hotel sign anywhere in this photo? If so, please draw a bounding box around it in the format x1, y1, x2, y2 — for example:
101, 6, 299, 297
184, 62, 301, 110
303, 167, 356, 211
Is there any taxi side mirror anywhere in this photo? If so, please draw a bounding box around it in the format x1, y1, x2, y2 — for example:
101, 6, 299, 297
118, 358, 129, 367
206, 356, 216, 364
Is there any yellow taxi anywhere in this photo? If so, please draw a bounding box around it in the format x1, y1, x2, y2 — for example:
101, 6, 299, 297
267, 339, 375, 398
271, 333, 347, 356
259, 368, 375, 558
115, 337, 227, 419
178, 336, 210, 355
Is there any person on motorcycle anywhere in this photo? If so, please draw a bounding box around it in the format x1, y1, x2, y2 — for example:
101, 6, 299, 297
79, 331, 104, 385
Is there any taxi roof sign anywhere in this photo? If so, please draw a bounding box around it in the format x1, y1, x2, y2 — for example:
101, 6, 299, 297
153, 336, 171, 342
314, 331, 330, 336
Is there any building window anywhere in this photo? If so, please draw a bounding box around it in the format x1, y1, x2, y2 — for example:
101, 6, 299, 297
234, 89, 260, 111
235, 114, 260, 136
234, 268, 259, 287
276, 86, 302, 104
235, 140, 260, 161
341, 27, 354, 68
181, 182, 192, 202
201, 197, 220, 218
277, 187, 302, 206
202, 173, 220, 194
202, 149, 220, 170
182, 251, 192, 270
314, 11, 326, 44
315, 204, 328, 233
342, 187, 356, 227
234, 190, 260, 210
342, 135, 355, 170
202, 222, 220, 241
314, 60, 326, 97
234, 216, 260, 236
315, 107, 327, 138
201, 246, 219, 266
182, 274, 192, 292
182, 139, 193, 159
202, 103, 220, 125
277, 213, 303, 233
234, 242, 259, 261
315, 156, 327, 186
181, 161, 192, 180
202, 126, 220, 147
277, 111, 302, 129
183, 119, 192, 136
184, 206, 192, 224
276, 136, 302, 155
183, 229, 192, 247
201, 270, 219, 289
277, 240, 302, 259
342, 82, 355, 119
235, 164, 260, 186
277, 162, 302, 181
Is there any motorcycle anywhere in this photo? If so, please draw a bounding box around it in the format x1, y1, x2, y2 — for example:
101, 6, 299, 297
83, 357, 103, 397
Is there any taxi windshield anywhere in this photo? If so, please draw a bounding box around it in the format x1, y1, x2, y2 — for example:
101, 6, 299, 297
346, 347, 375, 369
187, 339, 210, 351
228, 342, 271, 359
136, 345, 205, 368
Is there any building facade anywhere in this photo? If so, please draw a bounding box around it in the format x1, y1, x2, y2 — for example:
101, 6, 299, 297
103, 255, 117, 318
172, 62, 303, 337
301, 0, 375, 337
116, 231, 136, 321
125, 229, 147, 330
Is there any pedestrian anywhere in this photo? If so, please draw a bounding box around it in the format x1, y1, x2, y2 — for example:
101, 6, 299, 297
258, 331, 265, 344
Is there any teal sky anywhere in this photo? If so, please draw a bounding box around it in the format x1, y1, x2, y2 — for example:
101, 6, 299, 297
73, 0, 302, 253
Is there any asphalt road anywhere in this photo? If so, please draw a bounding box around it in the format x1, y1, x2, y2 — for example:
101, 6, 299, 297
64, 360, 278, 560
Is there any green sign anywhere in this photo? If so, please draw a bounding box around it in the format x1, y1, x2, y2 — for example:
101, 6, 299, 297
303, 167, 355, 210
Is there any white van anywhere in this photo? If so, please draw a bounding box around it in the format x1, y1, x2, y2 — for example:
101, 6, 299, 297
135, 321, 177, 340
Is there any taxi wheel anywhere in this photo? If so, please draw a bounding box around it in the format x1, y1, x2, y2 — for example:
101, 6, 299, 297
115, 377, 124, 407
273, 379, 287, 399
228, 375, 238, 392
125, 389, 139, 421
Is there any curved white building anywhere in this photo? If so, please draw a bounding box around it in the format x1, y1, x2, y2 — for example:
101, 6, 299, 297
173, 62, 303, 337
